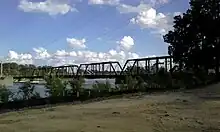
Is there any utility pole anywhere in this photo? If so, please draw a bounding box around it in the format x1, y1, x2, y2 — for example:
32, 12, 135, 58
0, 60, 3, 77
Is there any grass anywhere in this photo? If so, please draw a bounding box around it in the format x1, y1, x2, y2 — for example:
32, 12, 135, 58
0, 84, 220, 132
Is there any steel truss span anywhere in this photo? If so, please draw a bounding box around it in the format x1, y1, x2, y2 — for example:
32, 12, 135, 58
13, 55, 175, 79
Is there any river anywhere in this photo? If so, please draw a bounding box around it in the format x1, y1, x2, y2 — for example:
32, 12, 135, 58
6, 79, 116, 98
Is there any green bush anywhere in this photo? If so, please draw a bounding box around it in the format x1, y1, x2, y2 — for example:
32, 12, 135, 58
18, 81, 40, 100
45, 76, 68, 97
0, 85, 12, 103
116, 76, 146, 92
124, 76, 137, 90
69, 77, 85, 91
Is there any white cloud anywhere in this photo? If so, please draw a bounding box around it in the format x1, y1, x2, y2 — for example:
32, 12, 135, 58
128, 52, 139, 59
3, 47, 158, 67
18, 0, 77, 15
33, 47, 51, 60
88, 0, 120, 5
46, 49, 126, 66
7, 51, 33, 64
117, 3, 150, 14
115, 1, 177, 36
117, 36, 134, 51
148, 0, 169, 6
130, 7, 176, 35
66, 38, 86, 49
173, 12, 182, 17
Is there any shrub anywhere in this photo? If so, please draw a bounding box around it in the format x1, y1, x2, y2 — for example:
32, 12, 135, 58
69, 77, 85, 93
45, 76, 68, 97
91, 80, 113, 97
18, 81, 40, 100
124, 76, 137, 90
0, 85, 12, 103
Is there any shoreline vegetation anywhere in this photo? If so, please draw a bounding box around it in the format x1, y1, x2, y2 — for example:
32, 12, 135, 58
0, 67, 217, 111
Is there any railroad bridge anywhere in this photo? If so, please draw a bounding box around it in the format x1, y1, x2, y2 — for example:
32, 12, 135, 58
13, 56, 174, 81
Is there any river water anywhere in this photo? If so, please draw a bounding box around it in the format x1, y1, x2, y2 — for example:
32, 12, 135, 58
7, 79, 115, 98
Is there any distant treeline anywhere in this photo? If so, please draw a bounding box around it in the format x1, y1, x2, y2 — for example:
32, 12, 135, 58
1, 63, 51, 76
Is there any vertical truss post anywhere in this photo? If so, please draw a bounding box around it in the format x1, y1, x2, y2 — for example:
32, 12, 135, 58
109, 64, 112, 75
102, 63, 104, 75
136, 61, 139, 75
148, 60, 150, 73
156, 58, 159, 73
170, 57, 172, 70
95, 64, 98, 75
145, 60, 148, 73
63, 67, 65, 76
165, 58, 168, 72
91, 64, 94, 75
98, 64, 101, 75
110, 63, 116, 76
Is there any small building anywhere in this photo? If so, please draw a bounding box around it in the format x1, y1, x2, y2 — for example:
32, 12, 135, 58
0, 61, 13, 87
0, 76, 13, 87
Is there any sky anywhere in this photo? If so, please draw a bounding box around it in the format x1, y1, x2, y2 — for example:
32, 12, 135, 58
0, 0, 189, 66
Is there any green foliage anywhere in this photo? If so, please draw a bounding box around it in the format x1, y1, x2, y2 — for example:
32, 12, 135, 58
124, 76, 137, 89
117, 76, 141, 91
1, 62, 66, 77
18, 82, 40, 100
1, 63, 37, 76
69, 77, 85, 93
151, 68, 173, 88
0, 85, 12, 103
45, 76, 68, 97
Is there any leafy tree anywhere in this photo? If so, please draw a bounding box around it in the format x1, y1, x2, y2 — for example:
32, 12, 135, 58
164, 0, 220, 74
18, 82, 40, 100
45, 76, 68, 97
1, 62, 55, 76
69, 77, 85, 93
0, 85, 12, 103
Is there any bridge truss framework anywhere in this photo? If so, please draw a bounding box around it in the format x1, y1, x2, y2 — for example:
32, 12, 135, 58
13, 55, 175, 80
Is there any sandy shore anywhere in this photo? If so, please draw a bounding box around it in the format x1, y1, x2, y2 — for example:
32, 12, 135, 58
0, 84, 220, 132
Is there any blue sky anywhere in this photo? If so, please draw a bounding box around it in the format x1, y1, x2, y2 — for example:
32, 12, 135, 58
0, 0, 189, 66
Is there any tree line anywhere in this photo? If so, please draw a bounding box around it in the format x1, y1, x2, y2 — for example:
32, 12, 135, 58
1, 63, 51, 76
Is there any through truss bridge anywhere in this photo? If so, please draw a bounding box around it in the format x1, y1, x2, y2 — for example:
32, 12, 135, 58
13, 55, 175, 80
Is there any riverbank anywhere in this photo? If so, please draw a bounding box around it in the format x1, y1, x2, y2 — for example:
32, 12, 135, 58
0, 83, 219, 132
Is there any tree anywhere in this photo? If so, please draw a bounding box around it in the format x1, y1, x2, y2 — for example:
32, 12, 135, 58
69, 77, 85, 93
45, 76, 68, 97
18, 82, 40, 100
164, 0, 220, 74
0, 85, 12, 103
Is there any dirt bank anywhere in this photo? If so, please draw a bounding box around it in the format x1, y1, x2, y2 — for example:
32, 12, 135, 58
0, 84, 220, 132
